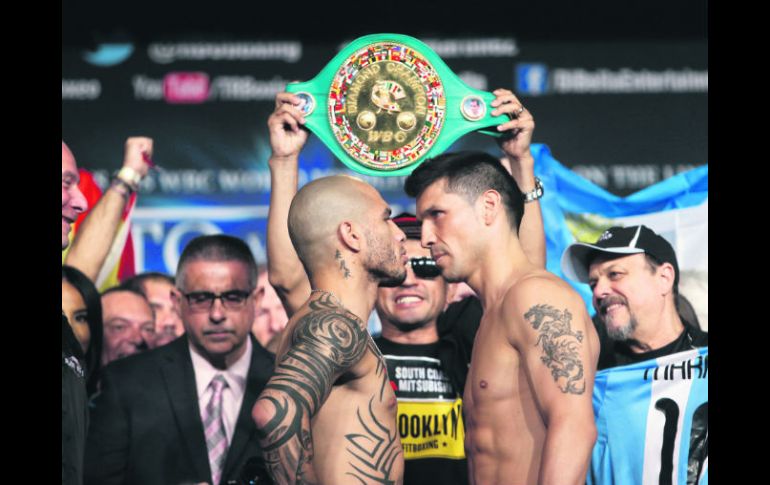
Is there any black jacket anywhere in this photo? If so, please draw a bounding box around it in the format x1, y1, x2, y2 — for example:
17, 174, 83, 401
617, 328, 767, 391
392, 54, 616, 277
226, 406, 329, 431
84, 335, 274, 485
63, 313, 88, 485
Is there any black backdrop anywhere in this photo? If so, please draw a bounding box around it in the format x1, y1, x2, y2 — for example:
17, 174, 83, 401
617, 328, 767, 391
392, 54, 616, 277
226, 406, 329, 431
62, 0, 708, 273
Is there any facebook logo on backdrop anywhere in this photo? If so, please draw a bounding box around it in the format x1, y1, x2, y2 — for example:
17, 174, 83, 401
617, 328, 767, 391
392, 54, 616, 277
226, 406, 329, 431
516, 63, 549, 96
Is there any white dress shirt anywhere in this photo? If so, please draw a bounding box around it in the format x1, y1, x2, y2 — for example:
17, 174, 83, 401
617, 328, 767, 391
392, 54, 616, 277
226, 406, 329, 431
189, 338, 253, 445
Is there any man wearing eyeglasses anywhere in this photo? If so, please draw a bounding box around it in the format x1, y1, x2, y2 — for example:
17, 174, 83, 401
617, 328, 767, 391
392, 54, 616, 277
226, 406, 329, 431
85, 234, 275, 485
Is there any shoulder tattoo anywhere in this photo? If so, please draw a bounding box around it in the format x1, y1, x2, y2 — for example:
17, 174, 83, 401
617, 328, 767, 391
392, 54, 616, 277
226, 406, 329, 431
524, 304, 586, 395
259, 298, 369, 448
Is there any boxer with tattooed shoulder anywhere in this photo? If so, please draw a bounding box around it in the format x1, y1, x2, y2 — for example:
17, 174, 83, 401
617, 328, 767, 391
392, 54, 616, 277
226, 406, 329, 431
252, 171, 408, 484
405, 144, 600, 485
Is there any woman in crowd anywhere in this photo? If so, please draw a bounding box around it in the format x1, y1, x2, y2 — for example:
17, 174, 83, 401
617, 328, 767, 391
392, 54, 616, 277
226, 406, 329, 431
62, 265, 103, 396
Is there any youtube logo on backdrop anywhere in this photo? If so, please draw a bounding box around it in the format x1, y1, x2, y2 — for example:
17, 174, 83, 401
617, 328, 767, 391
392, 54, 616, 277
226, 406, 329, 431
163, 72, 210, 104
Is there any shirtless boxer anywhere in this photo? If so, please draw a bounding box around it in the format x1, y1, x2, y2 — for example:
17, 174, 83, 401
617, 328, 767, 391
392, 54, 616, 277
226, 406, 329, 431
251, 103, 408, 485
404, 92, 599, 485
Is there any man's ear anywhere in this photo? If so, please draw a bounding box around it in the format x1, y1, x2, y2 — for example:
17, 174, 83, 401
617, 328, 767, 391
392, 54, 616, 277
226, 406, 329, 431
656, 262, 677, 296
170, 287, 182, 306
479, 189, 503, 226
338, 220, 363, 253
253, 286, 266, 309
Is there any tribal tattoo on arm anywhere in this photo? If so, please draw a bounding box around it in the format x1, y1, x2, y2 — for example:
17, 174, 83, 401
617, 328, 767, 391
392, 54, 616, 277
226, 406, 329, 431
255, 295, 368, 484
524, 304, 586, 395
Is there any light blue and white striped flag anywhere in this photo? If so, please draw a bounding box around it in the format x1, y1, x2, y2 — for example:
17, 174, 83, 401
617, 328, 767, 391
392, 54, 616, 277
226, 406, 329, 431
532, 144, 708, 326
588, 347, 708, 485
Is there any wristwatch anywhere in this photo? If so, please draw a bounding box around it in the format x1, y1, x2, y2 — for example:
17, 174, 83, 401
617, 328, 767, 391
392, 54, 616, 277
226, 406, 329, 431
522, 177, 544, 203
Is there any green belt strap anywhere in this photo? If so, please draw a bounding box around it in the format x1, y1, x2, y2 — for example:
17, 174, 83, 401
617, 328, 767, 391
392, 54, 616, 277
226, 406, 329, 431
287, 33, 507, 177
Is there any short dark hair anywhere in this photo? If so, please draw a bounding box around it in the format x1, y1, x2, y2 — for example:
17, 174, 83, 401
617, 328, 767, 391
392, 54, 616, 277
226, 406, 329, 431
404, 151, 524, 231
176, 234, 259, 291
101, 285, 148, 301
121, 272, 175, 297
62, 265, 103, 396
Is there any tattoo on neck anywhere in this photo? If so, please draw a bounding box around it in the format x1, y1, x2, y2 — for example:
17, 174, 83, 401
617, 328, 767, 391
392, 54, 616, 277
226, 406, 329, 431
335, 249, 352, 279
524, 304, 586, 395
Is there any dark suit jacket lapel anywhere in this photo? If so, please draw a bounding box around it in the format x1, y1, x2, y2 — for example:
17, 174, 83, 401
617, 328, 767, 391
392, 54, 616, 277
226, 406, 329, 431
222, 336, 274, 481
159, 337, 211, 481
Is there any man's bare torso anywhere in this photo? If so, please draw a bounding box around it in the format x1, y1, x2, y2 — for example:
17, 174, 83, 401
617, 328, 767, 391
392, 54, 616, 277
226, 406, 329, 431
275, 300, 404, 485
463, 273, 599, 485
464, 307, 544, 485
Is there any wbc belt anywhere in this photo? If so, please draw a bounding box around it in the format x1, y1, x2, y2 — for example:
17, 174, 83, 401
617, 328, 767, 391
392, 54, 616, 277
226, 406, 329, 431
287, 33, 508, 177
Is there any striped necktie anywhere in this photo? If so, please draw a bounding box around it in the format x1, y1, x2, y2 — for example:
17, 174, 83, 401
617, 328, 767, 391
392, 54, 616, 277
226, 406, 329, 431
203, 374, 229, 485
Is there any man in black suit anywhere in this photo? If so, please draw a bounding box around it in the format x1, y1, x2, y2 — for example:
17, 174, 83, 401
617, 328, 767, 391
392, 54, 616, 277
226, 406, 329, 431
85, 235, 274, 485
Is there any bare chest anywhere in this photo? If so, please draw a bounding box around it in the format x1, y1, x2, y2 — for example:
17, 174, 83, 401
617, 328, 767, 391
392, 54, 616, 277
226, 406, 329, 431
465, 315, 525, 408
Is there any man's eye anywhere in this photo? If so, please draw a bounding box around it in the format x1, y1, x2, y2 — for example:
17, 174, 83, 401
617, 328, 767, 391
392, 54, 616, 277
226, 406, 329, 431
224, 292, 246, 303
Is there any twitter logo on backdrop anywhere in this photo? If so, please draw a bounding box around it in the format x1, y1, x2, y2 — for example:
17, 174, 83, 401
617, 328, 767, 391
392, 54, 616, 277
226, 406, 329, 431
82, 43, 134, 67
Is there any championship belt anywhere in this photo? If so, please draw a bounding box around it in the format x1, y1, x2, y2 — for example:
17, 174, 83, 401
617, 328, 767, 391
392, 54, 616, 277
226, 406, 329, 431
287, 33, 508, 177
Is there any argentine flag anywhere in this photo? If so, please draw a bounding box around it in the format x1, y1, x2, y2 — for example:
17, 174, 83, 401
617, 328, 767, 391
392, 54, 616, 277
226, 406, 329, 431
588, 348, 708, 485
531, 144, 708, 328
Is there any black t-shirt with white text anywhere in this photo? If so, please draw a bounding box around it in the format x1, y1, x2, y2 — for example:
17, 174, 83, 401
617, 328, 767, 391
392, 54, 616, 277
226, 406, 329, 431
374, 337, 469, 485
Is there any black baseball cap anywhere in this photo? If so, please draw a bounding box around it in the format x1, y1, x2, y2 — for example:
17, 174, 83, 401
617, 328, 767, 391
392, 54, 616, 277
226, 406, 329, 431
560, 225, 679, 284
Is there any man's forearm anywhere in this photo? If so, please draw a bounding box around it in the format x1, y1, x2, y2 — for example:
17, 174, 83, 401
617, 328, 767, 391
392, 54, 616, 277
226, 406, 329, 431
520, 199, 546, 268
509, 154, 546, 268
256, 393, 316, 485
266, 155, 311, 317
65, 185, 129, 282
66, 137, 152, 283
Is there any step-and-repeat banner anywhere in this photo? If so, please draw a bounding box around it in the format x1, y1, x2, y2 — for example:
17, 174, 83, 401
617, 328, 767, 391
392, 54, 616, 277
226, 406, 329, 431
62, 37, 707, 287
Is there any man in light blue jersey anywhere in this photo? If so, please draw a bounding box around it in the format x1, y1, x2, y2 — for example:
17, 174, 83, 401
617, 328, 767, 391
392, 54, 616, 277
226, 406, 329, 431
562, 225, 708, 484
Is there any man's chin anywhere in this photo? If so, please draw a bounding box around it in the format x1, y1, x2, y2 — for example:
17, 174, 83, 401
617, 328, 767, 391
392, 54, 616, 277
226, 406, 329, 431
606, 320, 636, 341
378, 270, 407, 288
389, 318, 432, 333
441, 272, 465, 284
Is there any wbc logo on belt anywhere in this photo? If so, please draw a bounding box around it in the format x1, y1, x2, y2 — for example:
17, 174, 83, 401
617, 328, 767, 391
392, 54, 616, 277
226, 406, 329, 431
328, 41, 447, 172
287, 33, 510, 176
